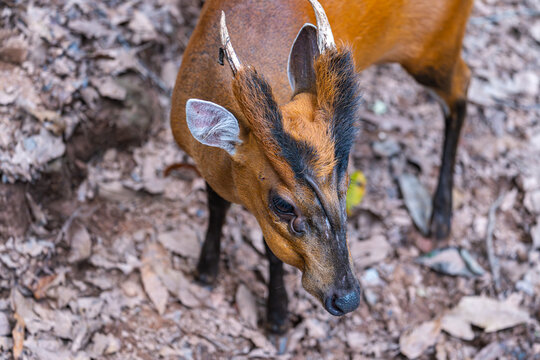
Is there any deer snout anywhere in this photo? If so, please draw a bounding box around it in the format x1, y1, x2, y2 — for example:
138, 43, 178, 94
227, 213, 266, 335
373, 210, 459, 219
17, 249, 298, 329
302, 264, 361, 316
323, 281, 361, 316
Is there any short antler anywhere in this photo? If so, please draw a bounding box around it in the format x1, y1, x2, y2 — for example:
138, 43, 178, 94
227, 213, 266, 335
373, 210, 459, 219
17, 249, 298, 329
307, 0, 336, 53
220, 11, 242, 75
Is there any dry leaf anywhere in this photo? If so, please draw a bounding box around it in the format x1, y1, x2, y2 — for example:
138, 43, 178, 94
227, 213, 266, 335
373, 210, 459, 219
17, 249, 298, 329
447, 296, 530, 333
235, 284, 258, 329
157, 266, 201, 308
140, 242, 169, 314
350, 235, 391, 269
0, 312, 9, 336
67, 221, 92, 263
32, 273, 58, 299
398, 174, 432, 236
400, 319, 442, 359
441, 314, 474, 341
157, 227, 200, 259
91, 77, 127, 101
473, 342, 504, 360
12, 312, 25, 359
128, 11, 158, 43
416, 247, 485, 278
89, 333, 121, 356
68, 19, 108, 39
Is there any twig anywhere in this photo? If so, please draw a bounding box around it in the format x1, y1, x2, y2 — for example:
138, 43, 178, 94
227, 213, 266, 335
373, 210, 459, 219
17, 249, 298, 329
485, 192, 505, 295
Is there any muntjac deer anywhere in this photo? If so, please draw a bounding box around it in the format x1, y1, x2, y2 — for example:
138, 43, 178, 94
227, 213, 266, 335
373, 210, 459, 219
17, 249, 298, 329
171, 0, 473, 333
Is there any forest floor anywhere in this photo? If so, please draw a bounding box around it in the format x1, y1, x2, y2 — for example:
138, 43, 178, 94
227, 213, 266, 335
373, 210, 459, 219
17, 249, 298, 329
0, 0, 539, 359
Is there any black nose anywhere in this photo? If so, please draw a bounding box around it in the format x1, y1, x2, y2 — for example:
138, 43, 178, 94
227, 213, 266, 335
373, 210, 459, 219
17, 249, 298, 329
324, 288, 361, 316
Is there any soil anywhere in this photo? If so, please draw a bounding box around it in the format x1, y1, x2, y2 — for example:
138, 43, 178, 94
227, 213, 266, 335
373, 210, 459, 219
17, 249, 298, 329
0, 0, 539, 359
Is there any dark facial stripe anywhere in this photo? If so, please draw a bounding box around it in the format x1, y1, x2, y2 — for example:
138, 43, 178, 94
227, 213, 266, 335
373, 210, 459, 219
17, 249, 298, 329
318, 49, 362, 181
236, 69, 321, 181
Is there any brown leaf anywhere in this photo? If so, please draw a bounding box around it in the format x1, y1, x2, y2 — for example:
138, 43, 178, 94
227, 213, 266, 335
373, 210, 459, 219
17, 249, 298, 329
128, 11, 157, 43
398, 174, 432, 236
473, 342, 504, 360
157, 267, 201, 308
447, 296, 530, 333
12, 312, 25, 359
68, 19, 109, 39
32, 274, 58, 300
400, 319, 442, 359
140, 242, 170, 314
350, 235, 391, 269
67, 221, 92, 263
441, 314, 474, 341
157, 227, 200, 259
235, 284, 258, 329
91, 77, 127, 101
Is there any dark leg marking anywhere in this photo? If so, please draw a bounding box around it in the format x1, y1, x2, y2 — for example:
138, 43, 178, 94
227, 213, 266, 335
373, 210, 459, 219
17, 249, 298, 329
430, 99, 467, 239
265, 240, 289, 334
196, 182, 230, 285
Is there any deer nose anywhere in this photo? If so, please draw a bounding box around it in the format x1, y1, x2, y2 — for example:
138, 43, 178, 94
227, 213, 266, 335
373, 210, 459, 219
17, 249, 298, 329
324, 287, 361, 316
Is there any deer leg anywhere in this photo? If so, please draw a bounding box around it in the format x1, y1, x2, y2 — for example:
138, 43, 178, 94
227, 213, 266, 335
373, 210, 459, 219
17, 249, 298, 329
196, 182, 230, 285
407, 58, 470, 240
430, 97, 467, 239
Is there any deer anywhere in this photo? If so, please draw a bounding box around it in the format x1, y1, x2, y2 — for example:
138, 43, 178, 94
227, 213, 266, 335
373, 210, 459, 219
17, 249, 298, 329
170, 0, 473, 334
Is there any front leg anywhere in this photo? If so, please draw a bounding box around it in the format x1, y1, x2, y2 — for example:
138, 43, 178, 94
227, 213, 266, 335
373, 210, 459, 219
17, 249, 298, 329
265, 241, 289, 334
196, 182, 230, 285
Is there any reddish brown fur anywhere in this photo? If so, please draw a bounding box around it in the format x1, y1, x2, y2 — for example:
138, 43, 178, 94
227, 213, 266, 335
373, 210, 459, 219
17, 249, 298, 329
170, 0, 473, 300
280, 94, 336, 179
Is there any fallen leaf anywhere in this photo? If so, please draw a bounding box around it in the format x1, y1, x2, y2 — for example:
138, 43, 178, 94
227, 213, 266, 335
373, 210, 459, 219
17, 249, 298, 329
304, 318, 328, 339
0, 30, 28, 64
236, 284, 258, 329
416, 247, 485, 277
157, 267, 201, 308
0, 312, 9, 336
398, 174, 432, 236
12, 312, 25, 360
89, 333, 121, 356
350, 234, 391, 269
346, 331, 368, 351
32, 273, 59, 299
441, 314, 474, 341
372, 139, 401, 158
524, 189, 540, 214
140, 242, 169, 314
157, 226, 200, 259
444, 296, 530, 335
128, 11, 158, 43
346, 170, 367, 215
531, 221, 540, 250
67, 221, 92, 263
473, 341, 504, 360
400, 319, 442, 359
68, 19, 108, 39
91, 77, 127, 101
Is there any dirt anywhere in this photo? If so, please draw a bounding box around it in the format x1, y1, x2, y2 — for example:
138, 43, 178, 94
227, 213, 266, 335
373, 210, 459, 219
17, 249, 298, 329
0, 0, 539, 359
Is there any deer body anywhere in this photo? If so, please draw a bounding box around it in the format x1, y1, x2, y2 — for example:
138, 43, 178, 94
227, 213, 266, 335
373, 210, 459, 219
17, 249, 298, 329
171, 0, 473, 333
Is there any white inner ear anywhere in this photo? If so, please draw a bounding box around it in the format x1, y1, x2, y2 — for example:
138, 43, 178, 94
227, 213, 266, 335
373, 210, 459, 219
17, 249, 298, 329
186, 98, 242, 156
287, 23, 317, 91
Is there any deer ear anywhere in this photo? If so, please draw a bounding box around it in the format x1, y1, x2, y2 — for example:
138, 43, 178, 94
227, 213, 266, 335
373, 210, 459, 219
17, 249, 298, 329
186, 99, 242, 156
287, 23, 319, 95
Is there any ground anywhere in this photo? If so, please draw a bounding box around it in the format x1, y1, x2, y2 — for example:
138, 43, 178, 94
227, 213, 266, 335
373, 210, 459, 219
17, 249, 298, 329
0, 0, 539, 359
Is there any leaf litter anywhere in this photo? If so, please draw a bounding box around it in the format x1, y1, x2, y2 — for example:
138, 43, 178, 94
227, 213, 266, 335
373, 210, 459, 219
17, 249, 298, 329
0, 0, 539, 359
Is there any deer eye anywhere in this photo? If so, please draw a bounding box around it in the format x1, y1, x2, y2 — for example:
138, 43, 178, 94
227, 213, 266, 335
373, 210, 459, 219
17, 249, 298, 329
272, 196, 295, 215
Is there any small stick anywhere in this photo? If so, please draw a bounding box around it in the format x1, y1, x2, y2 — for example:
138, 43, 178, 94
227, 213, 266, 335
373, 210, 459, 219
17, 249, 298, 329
485, 192, 505, 295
